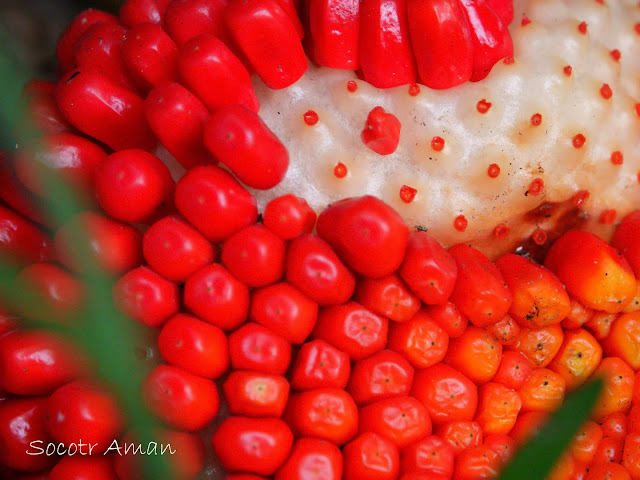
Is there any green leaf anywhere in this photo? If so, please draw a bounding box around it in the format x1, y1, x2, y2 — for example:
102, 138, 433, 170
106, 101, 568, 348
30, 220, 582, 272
0, 36, 173, 480
499, 378, 603, 480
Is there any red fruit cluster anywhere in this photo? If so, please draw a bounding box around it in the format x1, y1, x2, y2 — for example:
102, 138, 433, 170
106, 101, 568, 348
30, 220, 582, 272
2, 168, 640, 479
307, 0, 514, 88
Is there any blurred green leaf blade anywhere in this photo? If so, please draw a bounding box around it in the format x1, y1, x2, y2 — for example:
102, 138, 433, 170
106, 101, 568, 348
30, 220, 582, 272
499, 378, 603, 480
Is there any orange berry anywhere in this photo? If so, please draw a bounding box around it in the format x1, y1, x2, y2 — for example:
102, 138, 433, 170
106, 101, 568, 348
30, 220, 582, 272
495, 254, 571, 329
602, 312, 640, 369
591, 357, 634, 421
548, 328, 602, 391
519, 368, 566, 412
544, 231, 637, 313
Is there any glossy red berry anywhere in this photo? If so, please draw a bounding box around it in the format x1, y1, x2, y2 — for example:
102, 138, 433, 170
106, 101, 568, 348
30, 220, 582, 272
142, 364, 220, 431
143, 215, 215, 283
95, 149, 174, 223
204, 104, 289, 189
57, 68, 156, 151
263, 194, 317, 240
250, 282, 318, 344
157, 313, 229, 378
178, 34, 259, 112
183, 263, 250, 331
222, 224, 286, 287
122, 22, 179, 92
175, 165, 258, 242
316, 195, 409, 278
224, 0, 307, 89
113, 266, 179, 327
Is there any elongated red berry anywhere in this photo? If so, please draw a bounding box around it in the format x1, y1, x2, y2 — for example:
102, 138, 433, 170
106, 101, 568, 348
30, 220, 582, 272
145, 81, 213, 168
178, 34, 259, 113
459, 0, 513, 81
55, 9, 119, 74
73, 21, 135, 90
484, 0, 513, 24
57, 68, 156, 151
305, 0, 360, 69
0, 205, 53, 266
0, 155, 50, 227
359, 0, 417, 88
225, 0, 307, 89
406, 0, 473, 88
545, 230, 637, 313
448, 244, 512, 327
23, 84, 75, 135
164, 0, 232, 46
119, 0, 170, 26
204, 104, 289, 189
399, 230, 457, 305
13, 132, 107, 200
122, 23, 179, 93
54, 211, 142, 275
361, 106, 402, 155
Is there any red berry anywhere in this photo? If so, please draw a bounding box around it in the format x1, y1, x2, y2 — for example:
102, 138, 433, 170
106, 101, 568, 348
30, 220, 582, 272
175, 165, 258, 242
46, 380, 123, 451
113, 266, 180, 327
143, 215, 215, 283
229, 322, 292, 375
0, 329, 85, 396
57, 68, 156, 151
142, 364, 220, 431
290, 339, 351, 390
275, 437, 343, 480
407, 0, 473, 88
0, 398, 57, 472
223, 370, 290, 417
72, 21, 135, 90
95, 149, 174, 223
305, 0, 360, 69
399, 230, 457, 305
157, 313, 229, 378
347, 349, 415, 405
0, 204, 53, 265
343, 431, 400, 480
249, 282, 319, 344
284, 388, 359, 445
285, 234, 356, 305
204, 104, 289, 190
221, 224, 286, 287
14, 132, 107, 200
178, 34, 259, 112
316, 195, 409, 278
361, 106, 402, 155
164, 0, 231, 46
144, 81, 213, 169
359, 0, 416, 88
119, 0, 170, 26
55, 211, 142, 275
447, 244, 512, 327
224, 0, 307, 89
312, 301, 389, 360
183, 263, 250, 331
122, 23, 179, 93
263, 194, 317, 240
212, 416, 293, 476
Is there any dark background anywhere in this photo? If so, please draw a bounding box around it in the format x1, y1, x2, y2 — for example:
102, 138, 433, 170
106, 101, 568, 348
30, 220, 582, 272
0, 0, 123, 78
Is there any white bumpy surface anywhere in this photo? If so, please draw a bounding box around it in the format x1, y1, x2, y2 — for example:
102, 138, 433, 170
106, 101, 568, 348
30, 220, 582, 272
248, 0, 640, 256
